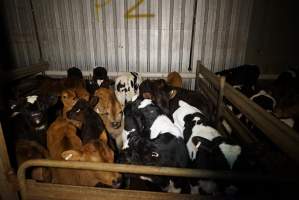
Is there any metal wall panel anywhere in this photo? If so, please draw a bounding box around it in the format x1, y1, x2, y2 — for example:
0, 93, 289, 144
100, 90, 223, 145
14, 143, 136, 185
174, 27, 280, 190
4, 0, 253, 74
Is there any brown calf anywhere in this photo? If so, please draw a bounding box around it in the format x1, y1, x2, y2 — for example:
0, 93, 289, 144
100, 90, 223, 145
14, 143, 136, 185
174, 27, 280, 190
167, 71, 183, 88
15, 139, 51, 182
94, 88, 124, 149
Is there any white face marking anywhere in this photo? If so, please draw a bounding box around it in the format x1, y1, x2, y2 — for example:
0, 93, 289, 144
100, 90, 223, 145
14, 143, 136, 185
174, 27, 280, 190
35, 124, 46, 131
186, 125, 221, 160
150, 115, 183, 139
96, 79, 104, 87
26, 95, 38, 104
250, 90, 277, 109
219, 143, 241, 169
121, 129, 136, 150
10, 112, 20, 118
138, 99, 153, 109
193, 116, 201, 123
280, 118, 295, 128
172, 100, 202, 132
131, 94, 138, 102
233, 85, 242, 90
140, 176, 153, 182
151, 152, 159, 157
10, 104, 17, 109
164, 180, 181, 193
227, 105, 233, 112
76, 109, 81, 113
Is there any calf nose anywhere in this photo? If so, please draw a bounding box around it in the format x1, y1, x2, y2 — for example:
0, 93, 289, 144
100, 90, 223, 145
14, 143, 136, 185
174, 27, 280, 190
111, 122, 121, 129
112, 177, 122, 189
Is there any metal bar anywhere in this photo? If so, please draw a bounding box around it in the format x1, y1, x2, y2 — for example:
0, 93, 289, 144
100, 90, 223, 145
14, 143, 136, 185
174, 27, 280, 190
29, 0, 43, 62
197, 61, 299, 164
17, 158, 298, 199
45, 70, 197, 79
26, 180, 202, 200
188, 0, 198, 71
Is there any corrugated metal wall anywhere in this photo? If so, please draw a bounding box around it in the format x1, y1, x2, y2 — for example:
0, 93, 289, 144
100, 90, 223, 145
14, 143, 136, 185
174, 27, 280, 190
4, 0, 253, 74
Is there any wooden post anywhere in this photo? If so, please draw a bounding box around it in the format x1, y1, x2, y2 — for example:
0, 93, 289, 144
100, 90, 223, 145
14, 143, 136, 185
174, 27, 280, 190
0, 123, 18, 200
215, 76, 225, 130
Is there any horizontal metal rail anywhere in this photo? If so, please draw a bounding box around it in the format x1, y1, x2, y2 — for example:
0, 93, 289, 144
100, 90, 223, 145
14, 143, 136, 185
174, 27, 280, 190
17, 159, 299, 199
46, 70, 197, 79
196, 60, 299, 164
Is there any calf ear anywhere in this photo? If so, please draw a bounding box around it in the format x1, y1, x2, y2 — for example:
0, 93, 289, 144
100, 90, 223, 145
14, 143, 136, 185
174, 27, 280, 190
89, 96, 99, 107
61, 150, 82, 161
169, 89, 177, 99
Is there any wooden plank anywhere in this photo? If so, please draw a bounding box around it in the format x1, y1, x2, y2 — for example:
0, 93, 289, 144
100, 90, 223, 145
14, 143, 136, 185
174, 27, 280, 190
197, 61, 299, 164
215, 76, 225, 129
26, 180, 206, 200
0, 123, 18, 200
196, 72, 254, 143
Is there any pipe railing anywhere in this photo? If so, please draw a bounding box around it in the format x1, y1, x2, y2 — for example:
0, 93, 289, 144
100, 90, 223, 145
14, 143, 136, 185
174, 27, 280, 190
17, 159, 297, 199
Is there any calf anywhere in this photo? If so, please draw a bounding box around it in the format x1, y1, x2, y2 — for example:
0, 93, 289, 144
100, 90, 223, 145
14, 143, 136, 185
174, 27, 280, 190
139, 79, 213, 121
93, 88, 124, 149
122, 98, 189, 193
215, 65, 260, 90
86, 66, 114, 94
66, 98, 122, 187
173, 100, 242, 195
115, 72, 142, 108
8, 93, 57, 182
167, 71, 182, 88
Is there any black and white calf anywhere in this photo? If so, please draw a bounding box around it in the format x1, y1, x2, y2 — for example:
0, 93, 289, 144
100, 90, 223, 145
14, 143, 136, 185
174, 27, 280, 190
173, 100, 242, 194
115, 72, 142, 108
122, 98, 189, 193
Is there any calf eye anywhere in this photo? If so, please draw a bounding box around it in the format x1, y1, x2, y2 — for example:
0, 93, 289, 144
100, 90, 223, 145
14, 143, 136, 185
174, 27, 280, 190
101, 112, 109, 116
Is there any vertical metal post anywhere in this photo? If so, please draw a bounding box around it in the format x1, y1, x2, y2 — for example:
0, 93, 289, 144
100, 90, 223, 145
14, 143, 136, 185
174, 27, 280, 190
188, 0, 198, 72
29, 0, 43, 62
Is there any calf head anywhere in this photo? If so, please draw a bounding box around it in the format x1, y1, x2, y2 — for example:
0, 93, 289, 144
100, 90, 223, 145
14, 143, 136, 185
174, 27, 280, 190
61, 139, 122, 188
66, 97, 107, 143
94, 88, 123, 132
10, 95, 49, 131
115, 72, 142, 108
167, 71, 183, 88
139, 79, 176, 115
250, 90, 276, 112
